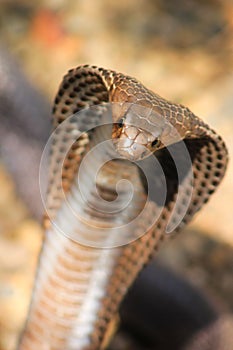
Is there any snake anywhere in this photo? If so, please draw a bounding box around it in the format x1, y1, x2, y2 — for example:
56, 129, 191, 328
18, 65, 228, 350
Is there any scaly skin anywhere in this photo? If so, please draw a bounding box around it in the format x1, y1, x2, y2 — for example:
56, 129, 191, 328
18, 66, 228, 350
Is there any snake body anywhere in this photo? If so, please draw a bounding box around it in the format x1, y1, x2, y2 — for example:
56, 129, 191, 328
18, 66, 228, 349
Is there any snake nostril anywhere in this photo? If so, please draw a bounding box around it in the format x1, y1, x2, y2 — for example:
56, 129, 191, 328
117, 118, 124, 128
141, 151, 148, 158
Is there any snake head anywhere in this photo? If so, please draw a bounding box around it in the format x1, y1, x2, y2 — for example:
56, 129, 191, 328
112, 104, 163, 161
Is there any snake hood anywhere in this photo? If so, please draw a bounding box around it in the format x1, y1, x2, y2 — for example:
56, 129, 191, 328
18, 65, 228, 350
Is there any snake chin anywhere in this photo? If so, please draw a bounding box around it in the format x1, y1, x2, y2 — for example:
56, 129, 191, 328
112, 123, 157, 160
113, 140, 152, 161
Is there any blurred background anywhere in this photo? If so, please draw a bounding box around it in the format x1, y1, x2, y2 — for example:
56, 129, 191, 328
0, 0, 232, 349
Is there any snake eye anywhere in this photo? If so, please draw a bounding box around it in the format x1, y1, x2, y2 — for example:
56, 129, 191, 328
117, 118, 125, 128
151, 139, 160, 147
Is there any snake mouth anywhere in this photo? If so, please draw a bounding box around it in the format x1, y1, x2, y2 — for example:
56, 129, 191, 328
112, 124, 157, 160
115, 145, 151, 161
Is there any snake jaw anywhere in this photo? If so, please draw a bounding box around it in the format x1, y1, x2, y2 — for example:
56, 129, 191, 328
115, 142, 150, 161
112, 124, 157, 160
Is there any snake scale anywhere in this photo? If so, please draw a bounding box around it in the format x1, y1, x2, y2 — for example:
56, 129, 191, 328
18, 65, 228, 350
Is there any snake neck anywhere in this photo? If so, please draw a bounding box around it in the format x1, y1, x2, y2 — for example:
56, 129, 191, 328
19, 65, 228, 350
18, 154, 152, 349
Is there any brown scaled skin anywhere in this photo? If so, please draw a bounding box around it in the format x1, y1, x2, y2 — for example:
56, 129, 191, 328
18, 65, 228, 350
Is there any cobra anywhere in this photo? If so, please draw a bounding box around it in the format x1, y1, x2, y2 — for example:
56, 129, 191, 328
18, 65, 228, 349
